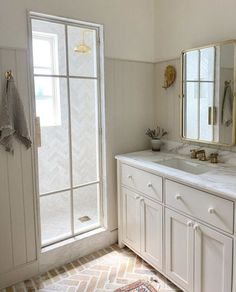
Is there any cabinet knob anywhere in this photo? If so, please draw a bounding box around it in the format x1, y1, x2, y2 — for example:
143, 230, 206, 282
187, 221, 193, 227
193, 224, 199, 231
135, 196, 140, 200
128, 175, 132, 179
175, 194, 182, 200
140, 198, 144, 202
147, 182, 152, 188
208, 207, 215, 214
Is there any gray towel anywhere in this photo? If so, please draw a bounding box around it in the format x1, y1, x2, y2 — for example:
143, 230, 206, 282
221, 83, 233, 127
0, 78, 32, 153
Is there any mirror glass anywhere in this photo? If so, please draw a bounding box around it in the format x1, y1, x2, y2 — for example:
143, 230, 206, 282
182, 41, 235, 145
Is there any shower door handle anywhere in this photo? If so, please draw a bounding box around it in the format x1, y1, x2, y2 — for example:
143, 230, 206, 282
208, 107, 217, 125
35, 116, 41, 148
212, 106, 217, 125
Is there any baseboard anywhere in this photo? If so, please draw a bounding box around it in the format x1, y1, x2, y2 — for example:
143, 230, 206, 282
0, 261, 39, 290
0, 229, 118, 289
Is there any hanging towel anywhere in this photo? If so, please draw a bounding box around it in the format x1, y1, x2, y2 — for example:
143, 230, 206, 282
221, 82, 233, 127
0, 78, 32, 153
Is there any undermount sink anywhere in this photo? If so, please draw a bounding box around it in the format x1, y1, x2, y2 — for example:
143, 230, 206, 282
154, 158, 213, 175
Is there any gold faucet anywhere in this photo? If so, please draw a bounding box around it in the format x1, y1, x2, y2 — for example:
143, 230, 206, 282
209, 152, 219, 164
190, 149, 207, 161
197, 150, 208, 161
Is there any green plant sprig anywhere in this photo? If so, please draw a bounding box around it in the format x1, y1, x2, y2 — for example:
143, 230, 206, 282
145, 126, 167, 139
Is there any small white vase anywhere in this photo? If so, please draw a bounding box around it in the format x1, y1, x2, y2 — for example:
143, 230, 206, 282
151, 139, 162, 151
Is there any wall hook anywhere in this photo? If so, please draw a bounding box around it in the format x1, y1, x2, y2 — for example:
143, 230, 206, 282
5, 70, 13, 80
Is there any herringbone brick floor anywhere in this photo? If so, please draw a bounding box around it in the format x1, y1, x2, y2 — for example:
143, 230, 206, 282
3, 245, 182, 292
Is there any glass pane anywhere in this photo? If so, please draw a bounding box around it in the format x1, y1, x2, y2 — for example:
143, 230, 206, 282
68, 26, 97, 77
70, 79, 99, 186
73, 184, 99, 233
185, 51, 199, 81
36, 77, 70, 194
199, 83, 214, 141
32, 19, 66, 75
200, 47, 215, 81
185, 82, 199, 139
40, 192, 72, 245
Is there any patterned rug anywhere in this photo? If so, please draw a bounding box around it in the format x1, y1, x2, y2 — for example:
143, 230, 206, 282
115, 279, 159, 291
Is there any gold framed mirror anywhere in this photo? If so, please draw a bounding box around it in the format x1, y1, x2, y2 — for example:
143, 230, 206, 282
180, 40, 236, 146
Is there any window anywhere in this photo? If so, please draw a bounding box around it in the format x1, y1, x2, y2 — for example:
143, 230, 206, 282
33, 32, 61, 126
30, 12, 105, 247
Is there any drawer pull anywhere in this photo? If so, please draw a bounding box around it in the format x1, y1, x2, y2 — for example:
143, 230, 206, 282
208, 207, 215, 214
128, 175, 132, 179
147, 182, 152, 188
175, 194, 182, 200
194, 224, 199, 231
187, 221, 193, 227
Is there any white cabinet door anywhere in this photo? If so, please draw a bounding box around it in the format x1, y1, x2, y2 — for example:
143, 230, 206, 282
194, 223, 233, 292
165, 208, 194, 291
141, 197, 162, 270
122, 187, 141, 252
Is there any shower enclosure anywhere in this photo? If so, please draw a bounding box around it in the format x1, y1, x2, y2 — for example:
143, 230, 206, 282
29, 13, 104, 247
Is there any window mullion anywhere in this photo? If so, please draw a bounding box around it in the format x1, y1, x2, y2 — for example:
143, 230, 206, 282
65, 24, 75, 237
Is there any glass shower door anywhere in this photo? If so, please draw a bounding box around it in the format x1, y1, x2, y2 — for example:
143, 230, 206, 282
31, 15, 102, 247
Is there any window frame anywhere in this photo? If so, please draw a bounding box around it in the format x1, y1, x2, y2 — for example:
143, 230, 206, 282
28, 12, 107, 248
33, 32, 62, 127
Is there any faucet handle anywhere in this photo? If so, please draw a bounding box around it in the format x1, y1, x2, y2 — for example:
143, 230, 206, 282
190, 149, 197, 159
209, 152, 219, 164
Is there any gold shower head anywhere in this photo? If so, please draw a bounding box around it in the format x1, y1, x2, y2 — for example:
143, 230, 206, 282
74, 30, 92, 54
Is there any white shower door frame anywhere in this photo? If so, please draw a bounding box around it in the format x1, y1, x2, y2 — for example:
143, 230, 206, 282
28, 12, 106, 248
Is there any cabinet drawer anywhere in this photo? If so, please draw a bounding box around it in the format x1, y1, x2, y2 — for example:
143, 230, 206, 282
121, 164, 162, 202
165, 180, 234, 234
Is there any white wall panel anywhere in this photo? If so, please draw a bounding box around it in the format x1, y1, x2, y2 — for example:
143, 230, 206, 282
0, 48, 37, 279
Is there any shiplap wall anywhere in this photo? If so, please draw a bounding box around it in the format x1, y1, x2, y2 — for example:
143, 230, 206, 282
0, 48, 38, 287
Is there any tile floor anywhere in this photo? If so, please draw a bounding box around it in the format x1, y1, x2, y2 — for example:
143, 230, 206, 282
2, 245, 182, 292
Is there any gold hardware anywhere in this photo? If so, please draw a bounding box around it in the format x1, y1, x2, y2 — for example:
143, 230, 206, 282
212, 106, 217, 125
193, 149, 208, 161
5, 70, 13, 80
190, 149, 198, 159
74, 30, 92, 54
209, 152, 219, 164
162, 65, 176, 89
208, 106, 217, 125
198, 151, 208, 161
35, 117, 41, 148
208, 107, 212, 125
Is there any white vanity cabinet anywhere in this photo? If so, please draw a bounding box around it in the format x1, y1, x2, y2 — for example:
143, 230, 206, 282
165, 209, 194, 291
140, 196, 162, 270
120, 162, 163, 271
121, 187, 163, 270
122, 187, 141, 252
117, 160, 235, 292
194, 223, 233, 292
165, 208, 233, 292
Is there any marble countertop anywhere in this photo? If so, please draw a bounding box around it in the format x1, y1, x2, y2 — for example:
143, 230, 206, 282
116, 150, 236, 201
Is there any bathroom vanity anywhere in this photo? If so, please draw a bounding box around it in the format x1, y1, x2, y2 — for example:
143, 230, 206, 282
116, 150, 236, 292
